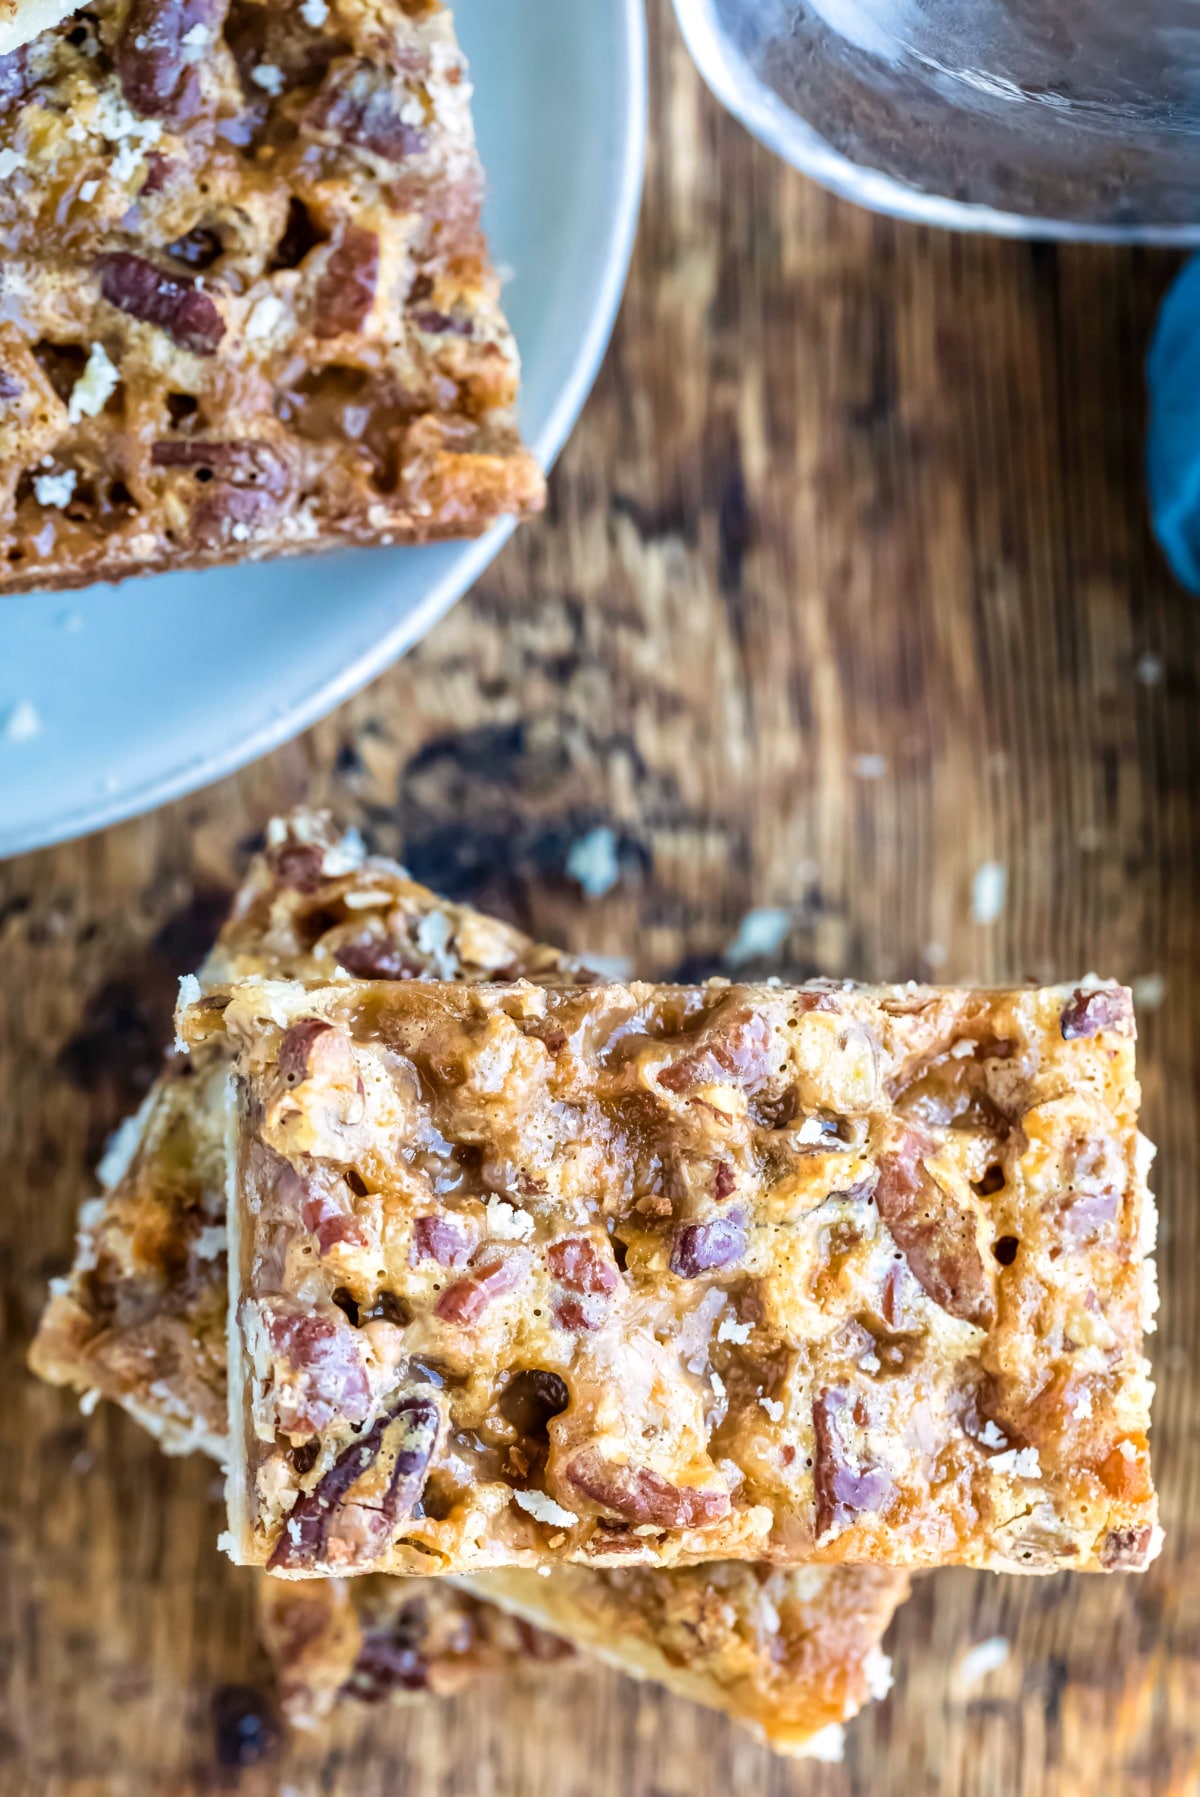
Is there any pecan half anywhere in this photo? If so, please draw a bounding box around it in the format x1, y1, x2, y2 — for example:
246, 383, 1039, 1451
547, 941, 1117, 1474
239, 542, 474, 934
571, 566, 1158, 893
812, 1387, 893, 1539
669, 1215, 746, 1278
116, 0, 226, 123
305, 59, 428, 161
874, 1130, 994, 1328
100, 253, 225, 354
314, 228, 379, 339
1060, 986, 1136, 1041
565, 1447, 730, 1529
267, 1394, 440, 1572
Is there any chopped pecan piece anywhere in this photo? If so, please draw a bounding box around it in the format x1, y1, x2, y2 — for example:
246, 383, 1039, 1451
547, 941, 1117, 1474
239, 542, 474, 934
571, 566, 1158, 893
261, 1302, 371, 1437
347, 1606, 431, 1698
267, 1394, 440, 1571
411, 1215, 470, 1267
874, 1130, 994, 1328
313, 228, 379, 339
300, 1183, 368, 1255
277, 1019, 354, 1087
812, 1388, 893, 1539
669, 1215, 746, 1278
413, 309, 475, 338
434, 1248, 528, 1324
305, 59, 428, 162
565, 1447, 730, 1529
265, 838, 327, 893
115, 0, 227, 123
1060, 986, 1136, 1041
657, 1005, 774, 1097
100, 253, 226, 355
335, 934, 424, 981
546, 1237, 618, 1296
1099, 1524, 1154, 1570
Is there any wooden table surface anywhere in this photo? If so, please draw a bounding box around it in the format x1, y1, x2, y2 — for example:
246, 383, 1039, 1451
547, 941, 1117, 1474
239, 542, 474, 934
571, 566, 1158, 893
3, 6, 1199, 1794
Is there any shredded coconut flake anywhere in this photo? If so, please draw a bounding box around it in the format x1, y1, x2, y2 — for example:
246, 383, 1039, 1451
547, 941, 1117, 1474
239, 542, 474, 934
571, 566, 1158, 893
759, 1396, 784, 1423
512, 1487, 579, 1528
79, 1387, 102, 1416
67, 342, 119, 423
988, 1445, 1041, 1480
252, 63, 285, 95
484, 1196, 534, 1241
175, 974, 202, 1050
300, 0, 328, 22
34, 469, 76, 509
803, 1724, 845, 1763
717, 1315, 751, 1345
978, 1418, 1007, 1450
0, 147, 24, 177
954, 1637, 1010, 1691
863, 1647, 894, 1702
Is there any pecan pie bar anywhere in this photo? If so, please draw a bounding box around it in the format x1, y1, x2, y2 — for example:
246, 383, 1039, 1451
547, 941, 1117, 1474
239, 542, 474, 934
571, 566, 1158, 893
260, 1560, 906, 1758
258, 1573, 573, 1728
0, 0, 543, 593
29, 811, 588, 1451
191, 975, 1158, 1579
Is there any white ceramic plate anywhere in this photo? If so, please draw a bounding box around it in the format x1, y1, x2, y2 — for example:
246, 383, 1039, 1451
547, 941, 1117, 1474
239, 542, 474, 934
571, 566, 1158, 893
0, 0, 647, 859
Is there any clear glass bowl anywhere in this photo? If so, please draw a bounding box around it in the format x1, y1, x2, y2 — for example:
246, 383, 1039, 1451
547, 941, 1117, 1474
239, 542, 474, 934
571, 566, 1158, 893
672, 0, 1200, 240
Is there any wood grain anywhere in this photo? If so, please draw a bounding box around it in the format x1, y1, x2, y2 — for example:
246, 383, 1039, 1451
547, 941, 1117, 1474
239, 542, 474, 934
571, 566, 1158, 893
2, 5, 1198, 1793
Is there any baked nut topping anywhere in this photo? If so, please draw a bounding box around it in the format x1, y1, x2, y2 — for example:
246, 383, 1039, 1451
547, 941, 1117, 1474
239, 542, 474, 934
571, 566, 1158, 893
28, 811, 589, 1453
0, 0, 543, 592
185, 974, 1158, 1579
257, 1574, 574, 1729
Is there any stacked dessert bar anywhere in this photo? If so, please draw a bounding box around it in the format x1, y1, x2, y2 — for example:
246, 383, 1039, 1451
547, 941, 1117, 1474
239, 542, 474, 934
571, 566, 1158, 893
31, 808, 1160, 1759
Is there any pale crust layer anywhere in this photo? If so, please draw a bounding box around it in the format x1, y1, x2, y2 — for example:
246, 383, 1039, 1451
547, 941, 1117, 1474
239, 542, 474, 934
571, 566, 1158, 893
0, 0, 543, 593
192, 974, 1158, 1580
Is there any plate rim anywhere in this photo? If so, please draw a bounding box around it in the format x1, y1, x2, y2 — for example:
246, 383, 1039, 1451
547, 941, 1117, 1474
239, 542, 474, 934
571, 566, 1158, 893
3, 0, 648, 860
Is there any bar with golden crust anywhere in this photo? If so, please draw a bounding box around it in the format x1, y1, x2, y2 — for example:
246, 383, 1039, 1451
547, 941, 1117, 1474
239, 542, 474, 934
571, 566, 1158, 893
185, 971, 1158, 1581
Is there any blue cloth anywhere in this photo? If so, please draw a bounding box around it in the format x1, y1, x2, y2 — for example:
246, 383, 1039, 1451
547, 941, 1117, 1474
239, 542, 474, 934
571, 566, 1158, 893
1148, 254, 1200, 594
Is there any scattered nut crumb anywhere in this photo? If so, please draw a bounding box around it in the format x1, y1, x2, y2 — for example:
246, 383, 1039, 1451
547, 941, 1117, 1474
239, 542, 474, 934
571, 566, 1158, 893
725, 907, 790, 966
851, 752, 887, 780
566, 826, 620, 898
971, 861, 1007, 926
1132, 973, 1164, 1011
